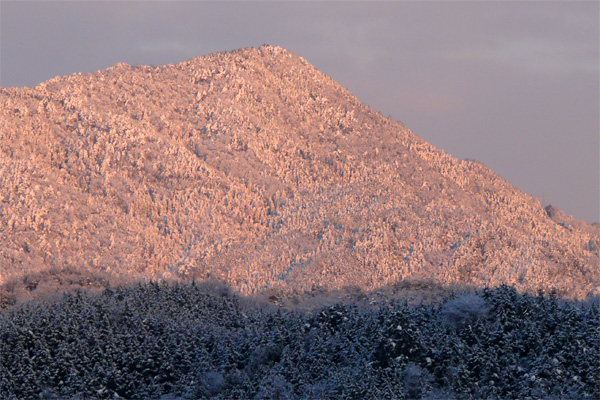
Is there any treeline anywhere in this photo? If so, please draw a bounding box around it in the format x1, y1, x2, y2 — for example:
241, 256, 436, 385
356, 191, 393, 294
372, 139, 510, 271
1, 282, 598, 399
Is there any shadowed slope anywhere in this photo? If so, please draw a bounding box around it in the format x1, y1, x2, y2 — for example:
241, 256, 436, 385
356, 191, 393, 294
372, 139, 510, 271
0, 45, 598, 301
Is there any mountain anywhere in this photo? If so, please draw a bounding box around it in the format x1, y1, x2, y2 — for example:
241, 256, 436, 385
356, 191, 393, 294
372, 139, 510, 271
0, 45, 598, 304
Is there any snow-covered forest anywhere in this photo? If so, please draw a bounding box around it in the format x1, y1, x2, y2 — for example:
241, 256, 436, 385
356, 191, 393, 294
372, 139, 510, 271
0, 45, 599, 399
0, 46, 598, 302
1, 282, 598, 399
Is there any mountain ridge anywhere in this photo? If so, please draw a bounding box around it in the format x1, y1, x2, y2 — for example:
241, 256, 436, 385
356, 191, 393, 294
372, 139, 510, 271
0, 45, 598, 303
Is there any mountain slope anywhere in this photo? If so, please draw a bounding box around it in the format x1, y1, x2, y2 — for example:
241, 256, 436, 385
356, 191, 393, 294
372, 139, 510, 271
0, 45, 598, 301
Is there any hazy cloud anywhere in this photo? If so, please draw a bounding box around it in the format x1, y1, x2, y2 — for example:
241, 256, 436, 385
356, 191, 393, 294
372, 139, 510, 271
138, 40, 204, 59
465, 37, 598, 75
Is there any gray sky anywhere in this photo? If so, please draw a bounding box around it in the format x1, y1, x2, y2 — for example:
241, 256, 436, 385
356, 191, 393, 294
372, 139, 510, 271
1, 1, 598, 222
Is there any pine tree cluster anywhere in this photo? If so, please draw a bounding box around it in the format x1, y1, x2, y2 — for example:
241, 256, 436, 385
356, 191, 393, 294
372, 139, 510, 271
0, 282, 598, 399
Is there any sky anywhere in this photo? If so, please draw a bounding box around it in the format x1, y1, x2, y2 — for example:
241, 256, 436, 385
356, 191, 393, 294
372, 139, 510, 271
1, 1, 598, 223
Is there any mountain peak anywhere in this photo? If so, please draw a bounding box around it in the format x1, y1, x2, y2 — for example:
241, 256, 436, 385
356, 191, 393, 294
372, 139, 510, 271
0, 47, 598, 304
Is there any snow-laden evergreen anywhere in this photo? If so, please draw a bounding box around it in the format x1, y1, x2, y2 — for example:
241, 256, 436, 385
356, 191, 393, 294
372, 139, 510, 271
1, 282, 598, 399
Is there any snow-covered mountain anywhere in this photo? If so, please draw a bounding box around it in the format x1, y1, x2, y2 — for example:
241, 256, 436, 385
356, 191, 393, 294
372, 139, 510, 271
1, 45, 597, 303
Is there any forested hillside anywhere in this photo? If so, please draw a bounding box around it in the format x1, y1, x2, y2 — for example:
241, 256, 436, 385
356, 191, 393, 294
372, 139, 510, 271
0, 45, 598, 304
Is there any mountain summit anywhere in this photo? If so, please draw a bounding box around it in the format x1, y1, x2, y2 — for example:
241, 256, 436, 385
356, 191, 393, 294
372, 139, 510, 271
0, 45, 598, 302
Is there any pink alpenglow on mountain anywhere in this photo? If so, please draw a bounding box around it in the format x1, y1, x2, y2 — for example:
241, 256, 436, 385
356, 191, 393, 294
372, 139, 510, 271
0, 45, 598, 303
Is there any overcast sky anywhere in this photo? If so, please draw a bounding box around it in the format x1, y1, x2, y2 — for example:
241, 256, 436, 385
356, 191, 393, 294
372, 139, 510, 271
1, 1, 598, 222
